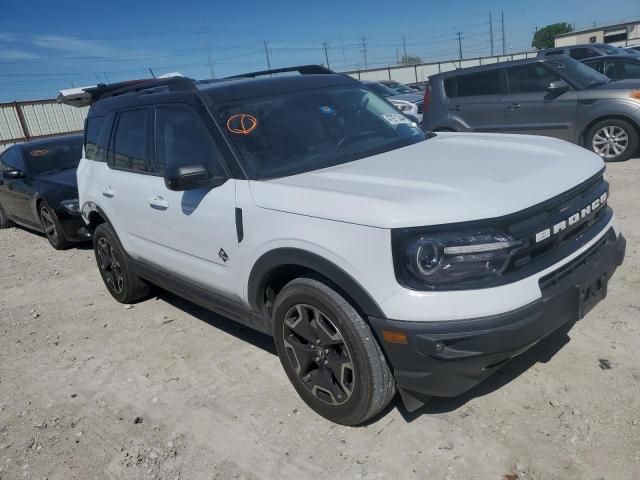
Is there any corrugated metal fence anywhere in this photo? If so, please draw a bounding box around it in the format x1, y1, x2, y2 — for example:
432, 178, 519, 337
0, 100, 88, 153
343, 50, 538, 84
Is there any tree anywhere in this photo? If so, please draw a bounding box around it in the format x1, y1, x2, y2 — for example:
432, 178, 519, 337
532, 23, 573, 50
400, 54, 423, 65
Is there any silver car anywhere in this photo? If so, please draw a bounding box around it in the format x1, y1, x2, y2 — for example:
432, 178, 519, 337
362, 81, 424, 122
423, 56, 640, 162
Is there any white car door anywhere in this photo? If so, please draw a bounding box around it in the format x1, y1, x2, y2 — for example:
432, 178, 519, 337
140, 104, 240, 301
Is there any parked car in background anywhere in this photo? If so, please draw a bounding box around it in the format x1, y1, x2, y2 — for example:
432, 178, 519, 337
362, 80, 424, 122
423, 56, 640, 162
625, 45, 640, 53
0, 134, 90, 249
379, 80, 419, 94
537, 43, 634, 60
408, 80, 430, 92
582, 54, 640, 80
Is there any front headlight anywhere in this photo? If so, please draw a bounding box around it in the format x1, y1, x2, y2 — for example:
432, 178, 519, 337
394, 229, 522, 290
61, 199, 80, 214
391, 101, 414, 112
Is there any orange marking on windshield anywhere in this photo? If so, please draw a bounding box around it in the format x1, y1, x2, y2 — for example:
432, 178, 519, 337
227, 114, 258, 135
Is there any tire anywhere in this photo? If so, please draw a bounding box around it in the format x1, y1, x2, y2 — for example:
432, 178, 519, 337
0, 202, 13, 229
39, 201, 71, 250
273, 277, 395, 425
585, 118, 639, 162
92, 223, 150, 303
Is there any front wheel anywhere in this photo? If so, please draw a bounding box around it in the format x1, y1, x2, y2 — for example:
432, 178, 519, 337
273, 277, 395, 425
586, 119, 639, 162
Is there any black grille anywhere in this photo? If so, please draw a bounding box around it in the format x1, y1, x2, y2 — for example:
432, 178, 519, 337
502, 174, 609, 275
417, 102, 424, 114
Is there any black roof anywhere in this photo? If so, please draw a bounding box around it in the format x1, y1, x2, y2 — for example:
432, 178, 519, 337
86, 65, 358, 116
17, 134, 83, 149
200, 74, 358, 103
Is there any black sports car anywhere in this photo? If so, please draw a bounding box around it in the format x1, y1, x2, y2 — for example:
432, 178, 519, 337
0, 134, 90, 249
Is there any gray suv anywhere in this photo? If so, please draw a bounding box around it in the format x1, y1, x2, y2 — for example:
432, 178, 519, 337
422, 56, 640, 162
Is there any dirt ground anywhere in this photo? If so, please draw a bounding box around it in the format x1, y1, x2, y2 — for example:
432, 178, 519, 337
1, 160, 639, 480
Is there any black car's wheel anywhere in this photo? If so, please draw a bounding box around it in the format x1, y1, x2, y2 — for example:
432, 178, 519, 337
586, 119, 639, 162
93, 223, 150, 303
39, 202, 70, 250
273, 277, 395, 426
0, 202, 13, 229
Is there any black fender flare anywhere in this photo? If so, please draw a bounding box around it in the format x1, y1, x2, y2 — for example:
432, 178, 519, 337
247, 248, 385, 318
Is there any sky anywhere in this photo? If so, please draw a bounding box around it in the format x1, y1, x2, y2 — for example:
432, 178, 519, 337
1, 0, 639, 101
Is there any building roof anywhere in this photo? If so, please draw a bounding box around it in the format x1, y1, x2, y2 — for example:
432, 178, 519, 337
555, 20, 640, 39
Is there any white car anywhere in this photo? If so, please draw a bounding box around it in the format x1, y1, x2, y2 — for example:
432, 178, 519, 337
362, 80, 424, 122
70, 66, 625, 425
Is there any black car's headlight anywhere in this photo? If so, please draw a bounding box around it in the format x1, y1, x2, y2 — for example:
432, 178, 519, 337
392, 228, 522, 290
61, 199, 80, 214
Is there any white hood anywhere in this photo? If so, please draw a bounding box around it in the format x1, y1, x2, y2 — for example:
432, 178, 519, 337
248, 132, 605, 229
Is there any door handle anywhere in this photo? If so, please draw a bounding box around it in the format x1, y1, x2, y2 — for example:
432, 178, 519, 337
148, 196, 169, 210
102, 187, 115, 198
507, 103, 521, 110
449, 105, 463, 111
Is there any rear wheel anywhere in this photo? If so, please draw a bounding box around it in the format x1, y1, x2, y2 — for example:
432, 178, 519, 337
586, 119, 638, 162
39, 202, 70, 250
93, 223, 150, 303
273, 277, 395, 425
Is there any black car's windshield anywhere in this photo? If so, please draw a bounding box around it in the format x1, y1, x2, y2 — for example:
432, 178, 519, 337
210, 84, 426, 180
363, 82, 398, 98
598, 44, 623, 55
25, 138, 82, 176
547, 58, 610, 88
384, 82, 417, 94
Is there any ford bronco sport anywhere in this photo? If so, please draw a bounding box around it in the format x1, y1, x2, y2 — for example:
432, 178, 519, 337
69, 66, 625, 425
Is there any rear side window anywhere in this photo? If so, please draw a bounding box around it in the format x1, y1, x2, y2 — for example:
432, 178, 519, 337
570, 47, 598, 60
506, 64, 561, 93
110, 109, 150, 172
85, 116, 109, 162
543, 49, 565, 56
154, 106, 223, 176
444, 70, 502, 97
622, 60, 640, 77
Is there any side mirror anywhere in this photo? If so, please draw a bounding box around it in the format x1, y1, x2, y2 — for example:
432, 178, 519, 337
547, 80, 570, 93
3, 168, 25, 180
164, 163, 226, 191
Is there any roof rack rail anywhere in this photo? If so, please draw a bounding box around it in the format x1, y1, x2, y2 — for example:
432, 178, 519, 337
226, 64, 334, 79
84, 76, 195, 103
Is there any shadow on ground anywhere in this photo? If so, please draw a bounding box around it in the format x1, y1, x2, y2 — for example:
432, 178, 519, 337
152, 286, 576, 424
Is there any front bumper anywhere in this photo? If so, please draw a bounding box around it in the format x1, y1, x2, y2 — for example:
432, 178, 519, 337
58, 211, 92, 243
369, 228, 626, 409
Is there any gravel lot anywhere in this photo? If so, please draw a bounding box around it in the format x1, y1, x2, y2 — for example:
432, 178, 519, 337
1, 160, 639, 480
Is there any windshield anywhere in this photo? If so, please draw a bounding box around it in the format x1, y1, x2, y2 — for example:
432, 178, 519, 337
546, 58, 610, 88
598, 44, 623, 55
363, 82, 397, 98
384, 82, 417, 94
25, 138, 82, 176
210, 84, 426, 180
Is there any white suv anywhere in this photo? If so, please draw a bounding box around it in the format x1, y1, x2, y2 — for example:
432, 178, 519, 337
73, 67, 626, 425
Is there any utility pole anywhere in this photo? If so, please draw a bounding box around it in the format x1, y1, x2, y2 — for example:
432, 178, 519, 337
501, 11, 506, 55
396, 48, 400, 64
402, 34, 408, 62
148, 68, 156, 78
322, 42, 330, 69
360, 36, 368, 69
200, 26, 215, 78
457, 32, 463, 61
263, 40, 272, 71
489, 13, 494, 56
